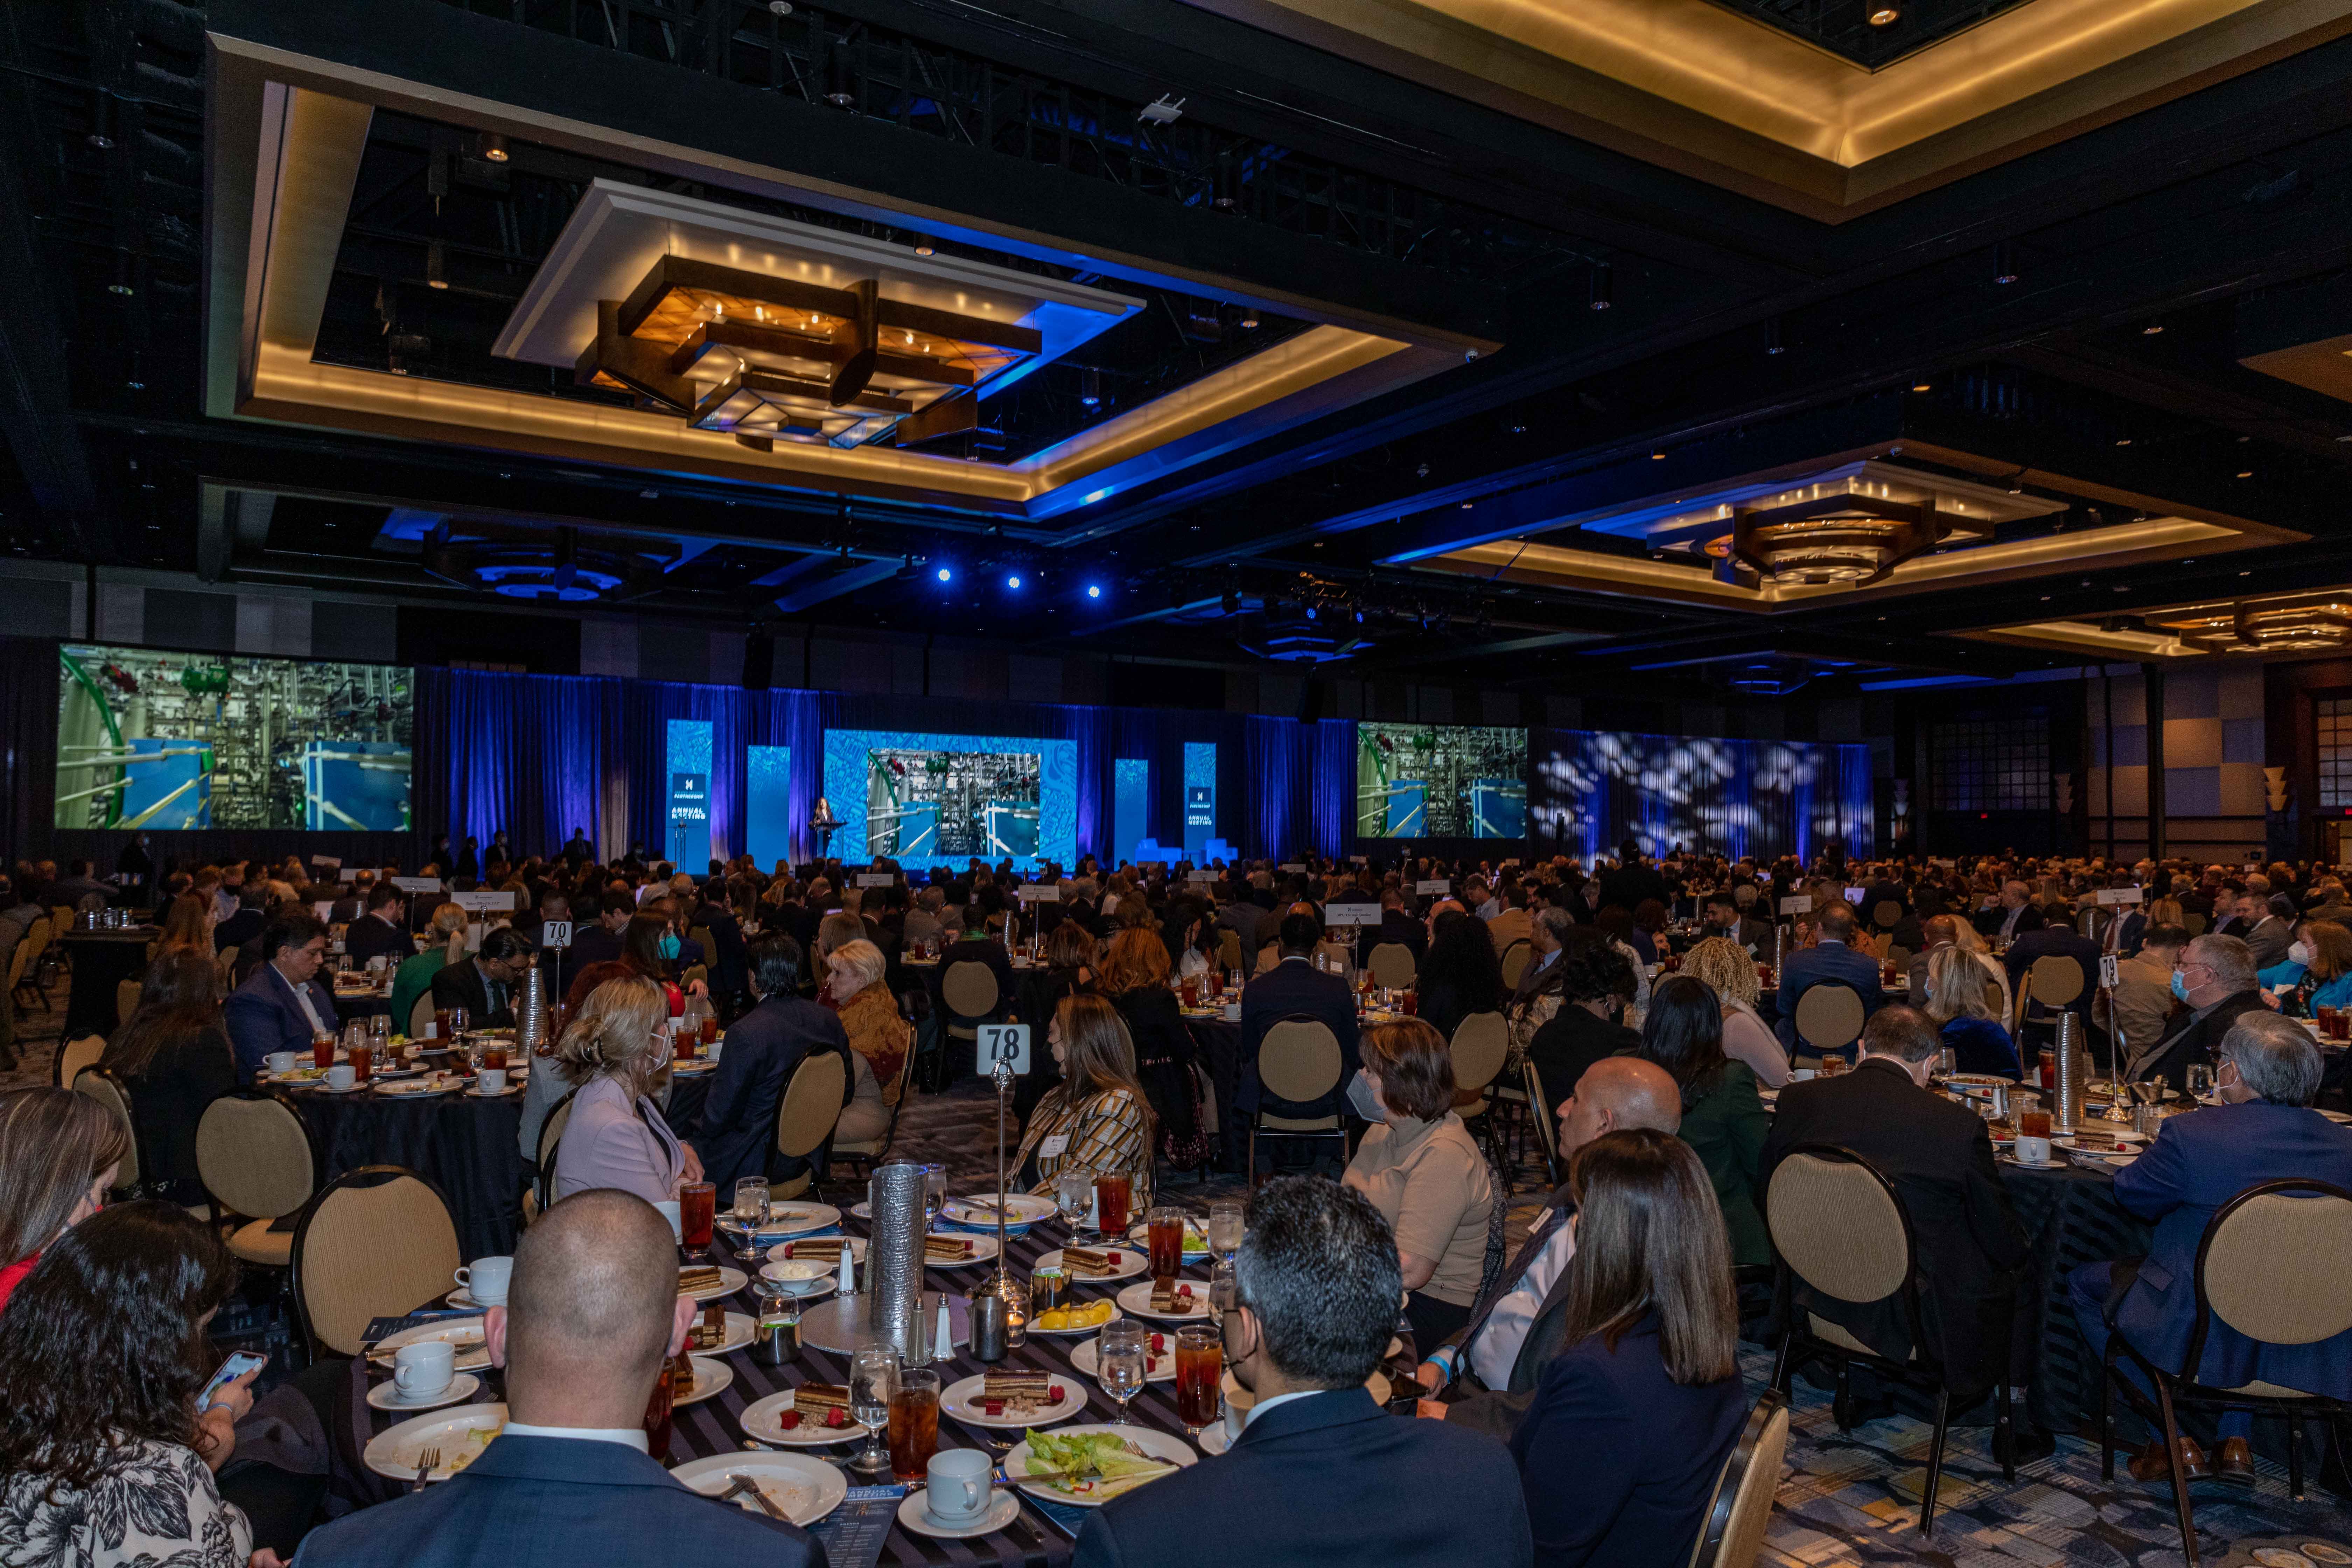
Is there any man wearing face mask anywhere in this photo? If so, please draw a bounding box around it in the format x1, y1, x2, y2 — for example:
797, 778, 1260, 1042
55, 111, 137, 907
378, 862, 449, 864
2125, 933, 2266, 1089
1073, 1176, 1532, 1568
1411, 1057, 1682, 1436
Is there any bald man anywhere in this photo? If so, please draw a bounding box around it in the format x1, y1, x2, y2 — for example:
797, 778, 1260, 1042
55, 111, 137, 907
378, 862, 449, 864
294, 1190, 824, 1568
1411, 1057, 1682, 1438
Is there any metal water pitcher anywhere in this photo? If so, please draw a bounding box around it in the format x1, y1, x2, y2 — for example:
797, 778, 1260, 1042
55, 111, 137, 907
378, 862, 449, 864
513, 959, 548, 1054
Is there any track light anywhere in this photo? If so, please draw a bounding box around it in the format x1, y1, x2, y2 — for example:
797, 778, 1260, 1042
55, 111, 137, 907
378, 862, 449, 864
1005, 574, 1022, 590
426, 240, 449, 290
1080, 369, 1101, 408
1764, 319, 1784, 356
1588, 262, 1613, 312
935, 566, 953, 582
1868, 4, 1900, 24
913, 244, 935, 256
478, 132, 511, 163
1993, 240, 2020, 286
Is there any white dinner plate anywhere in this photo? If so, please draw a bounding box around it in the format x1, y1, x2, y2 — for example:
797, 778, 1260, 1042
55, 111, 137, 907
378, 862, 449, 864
1004, 1424, 1196, 1507
941, 1371, 1088, 1429
943, 1192, 1057, 1226
739, 1388, 870, 1447
1126, 1222, 1212, 1261
687, 1311, 756, 1356
371, 1317, 492, 1372
2052, 1133, 2147, 1154
1115, 1279, 1212, 1321
924, 1233, 1000, 1269
670, 1452, 847, 1525
896, 1490, 1019, 1540
1069, 1335, 1175, 1383
679, 1266, 748, 1303
760, 1237, 866, 1269
374, 1078, 461, 1098
1036, 1246, 1147, 1284
366, 1372, 483, 1412
363, 1404, 510, 1480
310, 1081, 369, 1095
670, 1355, 735, 1407
723, 1203, 842, 1242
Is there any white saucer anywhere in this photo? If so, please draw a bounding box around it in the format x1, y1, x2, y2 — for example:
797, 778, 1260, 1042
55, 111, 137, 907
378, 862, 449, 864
896, 1489, 1019, 1539
366, 1372, 483, 1412
443, 1288, 509, 1311
312, 1081, 368, 1094
1196, 1421, 1232, 1456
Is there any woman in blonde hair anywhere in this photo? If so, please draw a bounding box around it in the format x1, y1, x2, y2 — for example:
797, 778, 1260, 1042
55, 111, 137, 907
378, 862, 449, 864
825, 938, 905, 1145
551, 973, 701, 1205
390, 901, 469, 1039
1924, 944, 2022, 1078
1013, 993, 1155, 1211
1677, 937, 1789, 1088
1947, 917, 2015, 1021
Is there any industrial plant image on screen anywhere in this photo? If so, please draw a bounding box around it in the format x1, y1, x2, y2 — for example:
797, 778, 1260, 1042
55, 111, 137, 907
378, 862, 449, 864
1357, 723, 1528, 839
863, 748, 1042, 861
54, 645, 414, 831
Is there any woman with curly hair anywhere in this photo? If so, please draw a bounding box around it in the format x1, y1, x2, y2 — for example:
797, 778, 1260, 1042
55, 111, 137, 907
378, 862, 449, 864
1675, 937, 1789, 1088
0, 1202, 256, 1567
1097, 927, 1209, 1168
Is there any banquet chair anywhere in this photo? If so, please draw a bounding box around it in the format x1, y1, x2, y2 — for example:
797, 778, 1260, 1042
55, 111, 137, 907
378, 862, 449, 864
1523, 1058, 1561, 1187
531, 1086, 580, 1218
939, 961, 1002, 1052
2183, 911, 2208, 937
14, 917, 51, 1006
1792, 985, 1865, 1064
71, 1065, 143, 1197
54, 1033, 105, 1088
1688, 1388, 1790, 1568
2008, 967, 2037, 1041
2097, 1178, 2352, 1566
1765, 1143, 2014, 1535
1886, 944, 1912, 975
770, 1050, 849, 1202
290, 1164, 463, 1358
196, 1090, 318, 1268
1450, 1011, 1512, 1165
1366, 942, 1417, 990
1499, 940, 1532, 990
117, 976, 142, 1028
409, 992, 436, 1038
2022, 955, 2085, 1050
1247, 1016, 1346, 1180
831, 1035, 919, 1176
1871, 900, 1904, 931
1218, 929, 1243, 975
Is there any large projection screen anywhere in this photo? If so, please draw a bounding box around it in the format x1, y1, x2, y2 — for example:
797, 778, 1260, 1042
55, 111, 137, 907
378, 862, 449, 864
55, 644, 413, 831
821, 730, 1077, 870
1356, 722, 1527, 840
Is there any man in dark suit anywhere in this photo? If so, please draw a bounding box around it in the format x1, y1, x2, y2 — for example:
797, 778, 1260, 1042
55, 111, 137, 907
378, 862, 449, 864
690, 889, 749, 1000
1774, 903, 1888, 1056
1598, 842, 1668, 916
1414, 1056, 1682, 1434
687, 934, 851, 1193
1977, 880, 2045, 943
431, 926, 537, 1030
1760, 1006, 2037, 1451
561, 827, 594, 869
294, 1188, 821, 1568
2235, 891, 2293, 971
1237, 912, 1361, 1123
1370, 888, 1427, 966
222, 911, 340, 1083
2126, 932, 2267, 1089
2071, 1011, 2352, 1482
213, 886, 266, 955
567, 894, 627, 971
343, 882, 415, 971
1075, 1176, 1531, 1568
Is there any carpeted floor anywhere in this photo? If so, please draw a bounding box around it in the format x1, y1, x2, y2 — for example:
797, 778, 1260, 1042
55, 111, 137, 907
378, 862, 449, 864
16, 976, 2352, 1564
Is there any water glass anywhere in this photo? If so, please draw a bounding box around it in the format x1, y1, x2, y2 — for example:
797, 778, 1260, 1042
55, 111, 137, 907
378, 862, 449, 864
922, 1163, 948, 1226
847, 1346, 898, 1479
1207, 1201, 1245, 1262
735, 1177, 771, 1227
1097, 1321, 1148, 1425
1208, 1259, 1237, 1319
1056, 1166, 1094, 1233
2186, 1063, 2214, 1100
1934, 1047, 1956, 1080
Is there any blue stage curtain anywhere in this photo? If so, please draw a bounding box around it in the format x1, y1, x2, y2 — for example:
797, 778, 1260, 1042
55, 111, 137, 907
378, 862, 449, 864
439, 668, 616, 856
1245, 715, 1303, 859
1310, 719, 1354, 860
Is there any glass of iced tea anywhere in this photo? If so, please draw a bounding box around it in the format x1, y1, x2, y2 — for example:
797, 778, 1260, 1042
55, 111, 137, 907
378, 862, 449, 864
887, 1368, 941, 1482
311, 1031, 335, 1072
1180, 975, 1200, 1008
1400, 990, 1418, 1017
679, 1181, 716, 1258
349, 1041, 372, 1083
481, 1041, 507, 1071
673, 1027, 697, 1062
1174, 1325, 1221, 1435
1146, 1206, 1185, 1282
1094, 1172, 1133, 1235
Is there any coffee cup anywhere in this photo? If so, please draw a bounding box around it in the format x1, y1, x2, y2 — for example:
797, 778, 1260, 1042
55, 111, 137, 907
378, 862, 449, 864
2016, 1135, 2052, 1166
1790, 1068, 1817, 1082
393, 1340, 455, 1399
266, 1051, 297, 1076
418, 1022, 437, 1040
455, 1256, 512, 1306
656, 1200, 682, 1242
706, 1039, 724, 1062
326, 1063, 356, 1090
1221, 1369, 1254, 1443
478, 1068, 509, 1094
926, 1448, 992, 1522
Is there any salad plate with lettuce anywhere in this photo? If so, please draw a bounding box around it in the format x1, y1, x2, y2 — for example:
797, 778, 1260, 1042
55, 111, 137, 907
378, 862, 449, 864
1006, 1424, 1196, 1505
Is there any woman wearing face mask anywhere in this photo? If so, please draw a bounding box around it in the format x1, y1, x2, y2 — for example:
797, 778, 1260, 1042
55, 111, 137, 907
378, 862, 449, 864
1011, 994, 1155, 1211
2261, 919, 2352, 1016
563, 911, 691, 1017
1341, 1018, 1496, 1347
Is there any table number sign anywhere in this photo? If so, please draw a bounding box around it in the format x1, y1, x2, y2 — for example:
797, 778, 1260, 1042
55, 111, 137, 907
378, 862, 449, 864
976, 1023, 1030, 1075
539, 920, 572, 950
1416, 879, 1450, 895
856, 873, 896, 888
1015, 884, 1060, 902
452, 890, 518, 913
1324, 902, 1381, 926
2100, 953, 2120, 988
391, 876, 443, 894
2095, 888, 2144, 905
1779, 895, 1813, 916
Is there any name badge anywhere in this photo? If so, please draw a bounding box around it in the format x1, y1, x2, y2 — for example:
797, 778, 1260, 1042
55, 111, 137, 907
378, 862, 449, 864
1040, 1134, 1070, 1159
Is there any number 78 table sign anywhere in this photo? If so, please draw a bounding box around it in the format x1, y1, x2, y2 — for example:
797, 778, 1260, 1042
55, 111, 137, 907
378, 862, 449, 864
977, 1023, 1030, 1076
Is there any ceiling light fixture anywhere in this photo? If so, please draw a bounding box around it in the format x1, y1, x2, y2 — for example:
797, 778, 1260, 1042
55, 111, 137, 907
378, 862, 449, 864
479, 132, 511, 163
1868, 4, 1900, 24
426, 240, 449, 290
1650, 449, 1666, 461
1588, 262, 1613, 312
913, 244, 934, 256
2142, 321, 2164, 335
1911, 382, 1931, 392
1992, 240, 2020, 286
1707, 490, 1958, 589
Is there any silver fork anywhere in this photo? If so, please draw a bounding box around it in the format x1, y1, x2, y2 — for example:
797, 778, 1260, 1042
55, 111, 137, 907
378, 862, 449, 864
726, 1473, 791, 1521
412, 1446, 441, 1490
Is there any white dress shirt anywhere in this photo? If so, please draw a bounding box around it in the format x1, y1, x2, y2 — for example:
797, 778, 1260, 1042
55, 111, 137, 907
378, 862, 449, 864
1467, 1211, 1577, 1391
1242, 1387, 1335, 1430
498, 1420, 649, 1452
272, 964, 332, 1037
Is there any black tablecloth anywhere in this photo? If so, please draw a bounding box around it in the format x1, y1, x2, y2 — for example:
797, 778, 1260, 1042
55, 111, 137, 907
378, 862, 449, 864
61, 929, 156, 1037
351, 1205, 1426, 1565
1995, 1160, 2152, 1436
1183, 1018, 1244, 1169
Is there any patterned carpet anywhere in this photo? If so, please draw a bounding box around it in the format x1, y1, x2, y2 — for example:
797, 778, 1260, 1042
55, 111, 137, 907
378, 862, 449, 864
16, 976, 2352, 1564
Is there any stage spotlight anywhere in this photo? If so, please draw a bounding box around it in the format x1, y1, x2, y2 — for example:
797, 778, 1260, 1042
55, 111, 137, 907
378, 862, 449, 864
935, 566, 953, 582
1006, 573, 1022, 589
1086, 583, 1102, 599
1080, 369, 1101, 408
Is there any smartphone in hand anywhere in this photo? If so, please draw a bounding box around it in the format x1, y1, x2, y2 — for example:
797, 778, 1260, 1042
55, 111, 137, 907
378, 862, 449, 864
200, 1350, 269, 1408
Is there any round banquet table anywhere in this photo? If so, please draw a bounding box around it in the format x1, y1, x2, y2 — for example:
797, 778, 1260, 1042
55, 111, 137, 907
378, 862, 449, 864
280, 1065, 718, 1261
348, 1206, 1429, 1565
331, 985, 394, 1020
1994, 1156, 2154, 1438
59, 927, 159, 1037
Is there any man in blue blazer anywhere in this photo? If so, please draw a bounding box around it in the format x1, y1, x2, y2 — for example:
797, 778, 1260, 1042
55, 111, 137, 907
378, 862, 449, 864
291, 1189, 823, 1568
2068, 1010, 2352, 1483
1773, 903, 1886, 1057
222, 911, 340, 1083
686, 933, 850, 1193
1074, 1177, 1530, 1568
1236, 912, 1361, 1120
